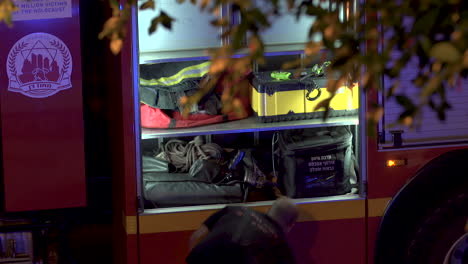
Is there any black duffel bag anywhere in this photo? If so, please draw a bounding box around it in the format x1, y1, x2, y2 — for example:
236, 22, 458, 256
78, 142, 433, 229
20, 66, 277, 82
143, 172, 244, 208
142, 154, 244, 208
277, 126, 358, 198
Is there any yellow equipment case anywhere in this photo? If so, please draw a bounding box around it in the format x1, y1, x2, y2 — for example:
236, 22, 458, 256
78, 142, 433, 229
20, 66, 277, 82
251, 70, 359, 122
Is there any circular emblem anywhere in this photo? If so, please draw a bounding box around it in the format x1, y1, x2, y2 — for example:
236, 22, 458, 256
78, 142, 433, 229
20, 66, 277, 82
7, 32, 73, 98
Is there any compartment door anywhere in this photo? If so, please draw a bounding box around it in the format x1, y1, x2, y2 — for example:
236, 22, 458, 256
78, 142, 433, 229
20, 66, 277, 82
380, 52, 468, 147
0, 0, 86, 211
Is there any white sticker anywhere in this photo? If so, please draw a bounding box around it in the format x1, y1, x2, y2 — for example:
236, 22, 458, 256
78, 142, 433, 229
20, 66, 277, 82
12, 0, 72, 21
7, 32, 73, 98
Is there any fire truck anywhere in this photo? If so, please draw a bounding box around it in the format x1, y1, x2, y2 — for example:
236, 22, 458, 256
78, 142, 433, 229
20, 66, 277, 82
1, 0, 467, 264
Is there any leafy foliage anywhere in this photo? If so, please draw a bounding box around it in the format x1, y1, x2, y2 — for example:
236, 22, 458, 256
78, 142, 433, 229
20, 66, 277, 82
2, 0, 467, 127
106, 0, 464, 126
0, 0, 18, 27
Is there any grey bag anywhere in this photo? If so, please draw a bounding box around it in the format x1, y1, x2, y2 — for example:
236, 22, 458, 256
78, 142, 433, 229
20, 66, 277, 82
142, 154, 244, 208
278, 126, 357, 198
143, 172, 243, 207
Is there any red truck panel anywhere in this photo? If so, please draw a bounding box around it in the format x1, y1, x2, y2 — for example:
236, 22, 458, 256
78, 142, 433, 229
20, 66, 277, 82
139, 218, 366, 264
0, 0, 86, 211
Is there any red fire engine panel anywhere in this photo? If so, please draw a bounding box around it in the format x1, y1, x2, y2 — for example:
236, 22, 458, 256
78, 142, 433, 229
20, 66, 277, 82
0, 0, 86, 211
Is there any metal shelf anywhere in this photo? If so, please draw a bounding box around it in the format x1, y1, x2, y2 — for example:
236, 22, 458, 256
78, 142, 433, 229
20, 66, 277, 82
0, 257, 32, 263
139, 50, 213, 64
138, 44, 309, 64
141, 115, 359, 139
141, 193, 362, 215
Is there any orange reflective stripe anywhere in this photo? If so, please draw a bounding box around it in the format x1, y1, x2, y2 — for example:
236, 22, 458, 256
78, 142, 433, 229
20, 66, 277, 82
137, 198, 366, 234
124, 198, 393, 234
368, 197, 392, 217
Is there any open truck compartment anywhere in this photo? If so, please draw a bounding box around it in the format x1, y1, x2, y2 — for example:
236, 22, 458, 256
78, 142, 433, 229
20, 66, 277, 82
141, 125, 359, 208
136, 56, 361, 211
134, 0, 363, 213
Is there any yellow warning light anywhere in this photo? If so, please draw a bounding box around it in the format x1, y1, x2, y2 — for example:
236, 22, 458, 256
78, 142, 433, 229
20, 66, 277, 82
386, 159, 406, 167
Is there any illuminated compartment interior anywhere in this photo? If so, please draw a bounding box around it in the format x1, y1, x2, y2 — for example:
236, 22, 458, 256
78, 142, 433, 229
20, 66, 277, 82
135, 0, 362, 213
0, 231, 33, 263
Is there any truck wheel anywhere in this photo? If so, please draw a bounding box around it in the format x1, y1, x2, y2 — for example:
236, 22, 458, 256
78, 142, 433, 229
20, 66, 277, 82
444, 232, 468, 264
406, 192, 468, 264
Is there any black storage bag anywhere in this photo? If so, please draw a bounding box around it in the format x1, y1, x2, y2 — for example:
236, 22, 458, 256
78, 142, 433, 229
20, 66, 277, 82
142, 154, 243, 207
278, 126, 356, 198
143, 172, 243, 207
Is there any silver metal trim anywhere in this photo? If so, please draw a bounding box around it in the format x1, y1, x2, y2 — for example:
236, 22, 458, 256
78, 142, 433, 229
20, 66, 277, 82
378, 141, 468, 152
139, 44, 310, 63
263, 44, 306, 53
358, 0, 368, 198
140, 194, 362, 215
359, 86, 367, 198
253, 131, 260, 146
443, 232, 468, 264
141, 116, 359, 139
380, 137, 468, 148
132, 5, 144, 212
359, 40, 368, 198
140, 50, 212, 64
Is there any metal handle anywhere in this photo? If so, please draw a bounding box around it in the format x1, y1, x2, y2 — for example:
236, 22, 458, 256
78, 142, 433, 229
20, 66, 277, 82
306, 87, 322, 101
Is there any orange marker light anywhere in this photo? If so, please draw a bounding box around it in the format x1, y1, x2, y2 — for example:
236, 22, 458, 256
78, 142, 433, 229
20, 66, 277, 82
386, 159, 406, 167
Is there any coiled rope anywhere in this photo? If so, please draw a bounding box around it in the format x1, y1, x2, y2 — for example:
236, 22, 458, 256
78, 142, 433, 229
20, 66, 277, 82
163, 136, 223, 172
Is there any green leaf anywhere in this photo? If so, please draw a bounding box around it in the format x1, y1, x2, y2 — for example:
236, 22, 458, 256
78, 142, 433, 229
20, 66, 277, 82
109, 0, 119, 9
148, 12, 174, 34
315, 97, 334, 121
314, 97, 332, 111
395, 94, 416, 110
430, 42, 461, 63
231, 22, 248, 49
398, 109, 416, 122
159, 11, 174, 30
411, 8, 439, 35
418, 36, 432, 54
249, 8, 270, 28
386, 81, 400, 99
386, 52, 411, 78
436, 103, 449, 121
428, 98, 436, 110
303, 4, 327, 17
0, 0, 18, 27
148, 17, 159, 34
210, 18, 228, 27
139, 0, 155, 10
421, 76, 442, 99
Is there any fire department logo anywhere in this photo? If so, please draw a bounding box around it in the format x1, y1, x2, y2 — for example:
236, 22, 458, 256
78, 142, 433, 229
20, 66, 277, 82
7, 32, 72, 98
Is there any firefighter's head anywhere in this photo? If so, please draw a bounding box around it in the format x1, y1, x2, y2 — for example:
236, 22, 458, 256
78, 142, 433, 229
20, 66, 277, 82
267, 197, 299, 233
